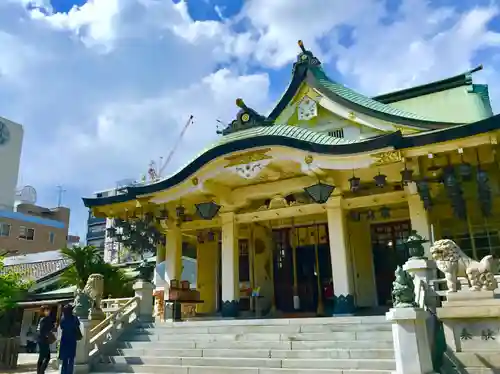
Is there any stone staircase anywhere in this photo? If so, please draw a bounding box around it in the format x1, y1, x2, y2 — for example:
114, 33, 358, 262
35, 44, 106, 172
92, 315, 396, 374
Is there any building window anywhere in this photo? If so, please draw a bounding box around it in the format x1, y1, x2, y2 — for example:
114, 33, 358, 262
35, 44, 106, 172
49, 232, 55, 244
19, 226, 35, 241
0, 223, 11, 237
328, 129, 344, 138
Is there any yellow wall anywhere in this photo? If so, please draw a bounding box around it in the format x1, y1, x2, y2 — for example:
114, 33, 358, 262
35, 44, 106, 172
196, 240, 218, 314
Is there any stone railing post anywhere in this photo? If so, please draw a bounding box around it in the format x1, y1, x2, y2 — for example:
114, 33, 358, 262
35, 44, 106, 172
403, 258, 437, 307
133, 280, 154, 322
386, 308, 435, 374
74, 319, 92, 374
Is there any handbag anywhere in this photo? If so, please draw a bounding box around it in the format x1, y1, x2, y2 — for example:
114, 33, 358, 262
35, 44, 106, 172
75, 322, 83, 341
47, 331, 57, 345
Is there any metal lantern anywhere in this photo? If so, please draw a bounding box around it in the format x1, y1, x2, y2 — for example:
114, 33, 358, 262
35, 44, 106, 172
349, 176, 361, 192
400, 168, 413, 186
158, 208, 169, 220
207, 230, 216, 242
195, 201, 221, 220
374, 173, 387, 188
366, 210, 375, 220
380, 206, 391, 219
176, 205, 185, 220
458, 162, 472, 181
349, 211, 361, 222
304, 182, 335, 204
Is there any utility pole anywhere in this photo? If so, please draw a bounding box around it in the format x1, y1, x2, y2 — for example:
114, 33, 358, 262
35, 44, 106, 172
56, 185, 66, 207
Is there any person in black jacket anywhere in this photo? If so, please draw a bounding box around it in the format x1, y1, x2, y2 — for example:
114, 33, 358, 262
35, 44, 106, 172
36, 306, 54, 374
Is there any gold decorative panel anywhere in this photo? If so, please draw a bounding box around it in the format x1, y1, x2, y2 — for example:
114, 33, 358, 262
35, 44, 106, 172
224, 148, 272, 167
371, 150, 403, 166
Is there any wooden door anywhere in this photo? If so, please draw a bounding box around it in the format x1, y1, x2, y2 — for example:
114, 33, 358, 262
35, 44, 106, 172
371, 221, 411, 306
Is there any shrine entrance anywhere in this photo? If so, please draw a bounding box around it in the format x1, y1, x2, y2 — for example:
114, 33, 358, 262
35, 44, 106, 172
272, 224, 332, 315
370, 221, 412, 306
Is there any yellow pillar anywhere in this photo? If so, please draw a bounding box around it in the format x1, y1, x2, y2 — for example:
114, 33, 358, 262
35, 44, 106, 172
220, 212, 239, 316
406, 186, 431, 257
326, 196, 355, 315
165, 226, 182, 286
196, 235, 218, 314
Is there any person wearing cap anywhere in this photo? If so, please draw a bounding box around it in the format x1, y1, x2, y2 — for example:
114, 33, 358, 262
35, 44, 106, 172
58, 304, 81, 374
36, 305, 54, 374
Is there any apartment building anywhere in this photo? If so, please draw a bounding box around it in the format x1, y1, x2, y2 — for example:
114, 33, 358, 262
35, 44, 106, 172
86, 211, 106, 252
0, 203, 70, 255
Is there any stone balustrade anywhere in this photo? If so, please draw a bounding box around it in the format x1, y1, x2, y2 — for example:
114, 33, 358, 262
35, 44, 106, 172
73, 280, 154, 373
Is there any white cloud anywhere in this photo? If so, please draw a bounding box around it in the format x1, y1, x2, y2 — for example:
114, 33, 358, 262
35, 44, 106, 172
0, 0, 499, 237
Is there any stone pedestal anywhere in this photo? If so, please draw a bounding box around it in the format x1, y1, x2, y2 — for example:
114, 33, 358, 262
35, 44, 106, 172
134, 280, 154, 322
74, 319, 92, 374
386, 308, 434, 374
437, 291, 500, 353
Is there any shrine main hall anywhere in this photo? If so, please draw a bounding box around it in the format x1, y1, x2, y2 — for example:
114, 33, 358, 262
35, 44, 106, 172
83, 41, 500, 317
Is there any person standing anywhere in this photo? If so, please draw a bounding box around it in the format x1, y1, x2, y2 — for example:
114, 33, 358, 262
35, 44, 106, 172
59, 304, 81, 374
36, 306, 54, 374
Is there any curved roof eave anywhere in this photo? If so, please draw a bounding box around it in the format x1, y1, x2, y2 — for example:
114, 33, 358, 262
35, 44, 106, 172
82, 130, 403, 208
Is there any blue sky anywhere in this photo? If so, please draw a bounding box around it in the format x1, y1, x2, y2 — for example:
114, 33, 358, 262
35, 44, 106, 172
1, 0, 500, 240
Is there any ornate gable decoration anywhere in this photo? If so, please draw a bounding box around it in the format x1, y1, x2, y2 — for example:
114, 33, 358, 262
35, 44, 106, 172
292, 40, 322, 74
297, 95, 318, 121
217, 98, 273, 136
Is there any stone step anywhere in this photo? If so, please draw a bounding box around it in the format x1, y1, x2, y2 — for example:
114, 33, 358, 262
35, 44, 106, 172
94, 356, 396, 370
133, 323, 391, 335
120, 331, 393, 342
116, 339, 394, 350
113, 348, 394, 360
92, 366, 393, 374
139, 316, 388, 328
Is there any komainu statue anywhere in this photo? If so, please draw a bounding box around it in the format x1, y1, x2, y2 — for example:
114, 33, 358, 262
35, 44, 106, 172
73, 273, 105, 319
430, 239, 498, 292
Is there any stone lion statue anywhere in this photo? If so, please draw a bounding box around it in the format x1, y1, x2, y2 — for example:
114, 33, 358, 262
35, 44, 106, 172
73, 274, 105, 319
430, 239, 498, 292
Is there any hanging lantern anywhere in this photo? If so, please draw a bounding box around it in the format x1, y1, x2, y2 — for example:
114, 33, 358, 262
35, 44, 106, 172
349, 176, 361, 192
207, 230, 216, 242
197, 232, 205, 244
400, 168, 413, 186
144, 212, 154, 223
349, 211, 361, 222
366, 210, 375, 220
176, 205, 185, 220
380, 206, 391, 219
458, 162, 472, 181
303, 182, 335, 204
195, 201, 221, 220
374, 173, 387, 188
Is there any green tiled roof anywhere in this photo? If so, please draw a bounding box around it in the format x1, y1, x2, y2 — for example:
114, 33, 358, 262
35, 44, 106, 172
471, 84, 494, 117
213, 124, 356, 147
310, 67, 435, 122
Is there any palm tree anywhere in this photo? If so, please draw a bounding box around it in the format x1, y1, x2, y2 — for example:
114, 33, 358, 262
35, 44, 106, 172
60, 245, 133, 297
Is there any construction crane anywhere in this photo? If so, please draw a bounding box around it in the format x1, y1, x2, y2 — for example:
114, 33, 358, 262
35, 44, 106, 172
147, 115, 194, 182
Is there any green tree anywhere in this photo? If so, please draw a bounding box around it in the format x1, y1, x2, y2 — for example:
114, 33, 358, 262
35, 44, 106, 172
0, 256, 30, 312
60, 245, 133, 298
109, 214, 164, 260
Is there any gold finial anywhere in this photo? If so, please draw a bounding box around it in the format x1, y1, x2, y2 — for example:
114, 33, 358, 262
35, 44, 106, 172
298, 40, 306, 53
236, 98, 245, 109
